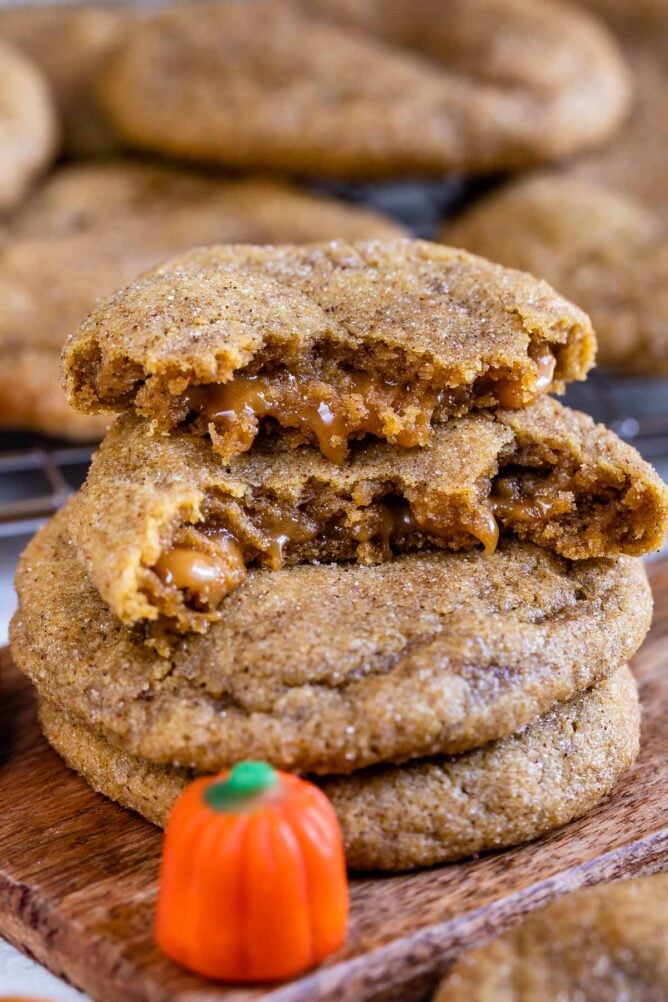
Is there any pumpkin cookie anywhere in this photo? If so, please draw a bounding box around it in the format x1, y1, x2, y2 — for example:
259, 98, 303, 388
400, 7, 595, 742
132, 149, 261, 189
11, 507, 651, 776
0, 165, 404, 439
38, 665, 640, 871
95, 0, 630, 179
0, 4, 129, 156
434, 872, 668, 999
0, 39, 57, 212
62, 240, 595, 457
67, 398, 668, 633
445, 48, 668, 375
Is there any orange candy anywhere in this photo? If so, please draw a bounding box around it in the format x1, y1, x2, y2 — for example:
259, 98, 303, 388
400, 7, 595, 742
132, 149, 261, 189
155, 762, 349, 982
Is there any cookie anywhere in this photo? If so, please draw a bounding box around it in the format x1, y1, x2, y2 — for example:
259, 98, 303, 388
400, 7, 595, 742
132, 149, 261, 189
435, 872, 668, 1000
9, 160, 406, 244
0, 164, 405, 439
95, 0, 631, 178
0, 39, 57, 212
445, 48, 668, 375
62, 239, 596, 459
11, 506, 651, 776
38, 665, 640, 871
67, 398, 668, 632
0, 4, 129, 156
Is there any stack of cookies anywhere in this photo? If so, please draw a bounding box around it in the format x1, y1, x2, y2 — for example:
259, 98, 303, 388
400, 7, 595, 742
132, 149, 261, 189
11, 240, 668, 871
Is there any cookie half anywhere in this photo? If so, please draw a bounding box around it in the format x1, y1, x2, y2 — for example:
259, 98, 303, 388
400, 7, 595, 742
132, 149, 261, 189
11, 507, 651, 776
0, 164, 404, 440
95, 0, 630, 177
435, 871, 668, 999
38, 665, 640, 871
62, 240, 595, 458
0, 38, 57, 211
67, 397, 668, 632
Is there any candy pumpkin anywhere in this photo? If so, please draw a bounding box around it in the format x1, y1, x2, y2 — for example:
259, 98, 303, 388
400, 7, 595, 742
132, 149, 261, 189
155, 761, 349, 982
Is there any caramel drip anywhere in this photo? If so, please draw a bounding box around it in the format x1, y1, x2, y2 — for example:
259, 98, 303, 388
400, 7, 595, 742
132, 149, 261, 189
456, 507, 500, 555
494, 345, 557, 410
350, 498, 418, 548
251, 509, 318, 566
154, 533, 246, 608
411, 498, 499, 555
185, 372, 437, 463
492, 472, 572, 526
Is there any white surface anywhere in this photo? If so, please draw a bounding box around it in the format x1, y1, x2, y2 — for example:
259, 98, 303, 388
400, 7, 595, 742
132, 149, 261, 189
0, 534, 87, 1000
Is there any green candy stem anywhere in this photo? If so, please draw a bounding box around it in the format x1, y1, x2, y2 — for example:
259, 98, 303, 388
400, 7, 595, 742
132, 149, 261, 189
205, 761, 278, 812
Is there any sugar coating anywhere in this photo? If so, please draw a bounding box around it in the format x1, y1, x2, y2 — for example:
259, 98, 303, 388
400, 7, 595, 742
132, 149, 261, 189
62, 239, 595, 420
38, 665, 640, 871
0, 163, 403, 439
11, 506, 651, 776
96, 0, 630, 177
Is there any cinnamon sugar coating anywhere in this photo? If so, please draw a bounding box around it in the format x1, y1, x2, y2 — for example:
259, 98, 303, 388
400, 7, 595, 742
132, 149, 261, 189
96, 0, 630, 177
11, 507, 650, 776
62, 240, 595, 454
39, 666, 639, 871
0, 165, 403, 439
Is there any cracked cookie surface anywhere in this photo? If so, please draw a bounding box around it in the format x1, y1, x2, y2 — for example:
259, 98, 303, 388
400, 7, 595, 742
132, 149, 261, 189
0, 164, 404, 440
11, 507, 651, 775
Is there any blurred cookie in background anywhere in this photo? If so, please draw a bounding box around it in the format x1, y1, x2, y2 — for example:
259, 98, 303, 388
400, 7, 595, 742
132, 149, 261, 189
0, 38, 58, 212
9, 159, 407, 242
434, 873, 668, 1001
444, 6, 668, 375
0, 160, 405, 440
0, 4, 130, 157
95, 0, 631, 179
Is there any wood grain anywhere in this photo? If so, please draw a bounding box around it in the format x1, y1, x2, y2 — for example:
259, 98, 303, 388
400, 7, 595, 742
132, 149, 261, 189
0, 557, 667, 1002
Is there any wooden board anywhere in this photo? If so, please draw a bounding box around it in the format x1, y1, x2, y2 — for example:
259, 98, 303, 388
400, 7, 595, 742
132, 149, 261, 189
1, 557, 667, 1002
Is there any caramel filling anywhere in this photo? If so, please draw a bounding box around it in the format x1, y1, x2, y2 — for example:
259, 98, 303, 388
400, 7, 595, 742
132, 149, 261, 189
181, 347, 557, 462
491, 470, 573, 525
154, 532, 246, 608
494, 345, 557, 410
150, 464, 588, 621
184, 372, 439, 464
148, 494, 501, 617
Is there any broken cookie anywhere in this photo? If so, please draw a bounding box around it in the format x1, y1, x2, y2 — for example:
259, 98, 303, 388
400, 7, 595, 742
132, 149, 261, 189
62, 240, 596, 461
67, 395, 667, 633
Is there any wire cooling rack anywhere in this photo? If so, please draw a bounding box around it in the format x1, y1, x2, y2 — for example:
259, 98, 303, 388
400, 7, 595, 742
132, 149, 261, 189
0, 432, 92, 538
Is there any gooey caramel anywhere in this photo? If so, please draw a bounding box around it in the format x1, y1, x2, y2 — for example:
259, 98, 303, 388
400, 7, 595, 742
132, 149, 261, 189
185, 372, 438, 463
149, 460, 575, 619
491, 471, 573, 526
494, 345, 557, 410
154, 532, 246, 607
183, 345, 558, 463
